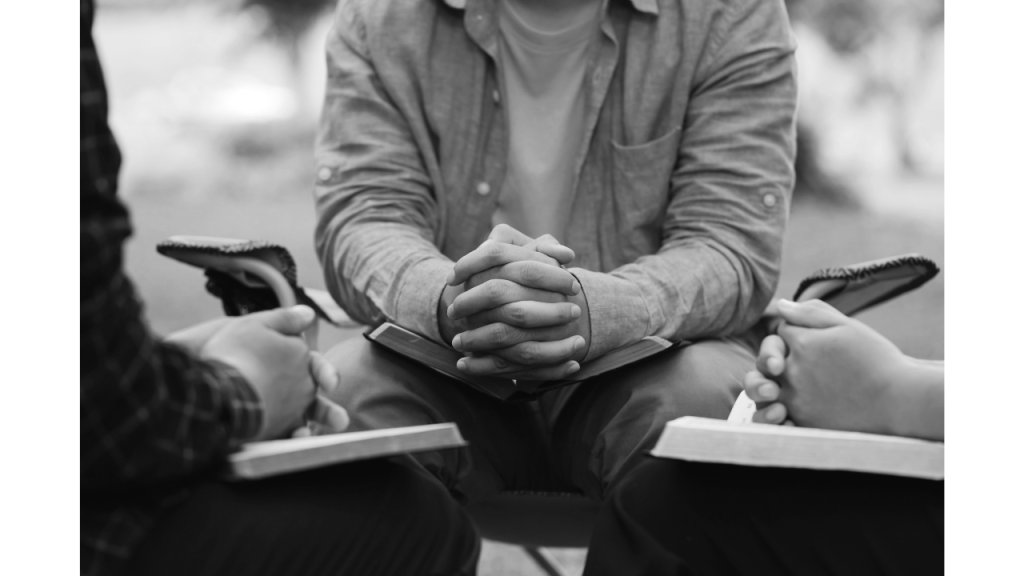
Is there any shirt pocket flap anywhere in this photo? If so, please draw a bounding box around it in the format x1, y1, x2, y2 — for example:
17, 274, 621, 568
609, 126, 682, 256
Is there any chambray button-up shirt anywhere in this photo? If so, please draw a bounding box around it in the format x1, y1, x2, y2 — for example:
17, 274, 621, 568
314, 0, 797, 360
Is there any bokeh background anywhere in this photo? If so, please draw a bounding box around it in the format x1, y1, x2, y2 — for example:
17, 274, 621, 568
93, 0, 944, 572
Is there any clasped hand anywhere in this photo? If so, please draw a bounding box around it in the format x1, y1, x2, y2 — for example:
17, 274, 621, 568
741, 299, 912, 435
439, 224, 591, 381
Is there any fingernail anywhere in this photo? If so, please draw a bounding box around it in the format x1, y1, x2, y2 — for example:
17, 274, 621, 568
767, 357, 783, 376
570, 305, 581, 319
759, 383, 778, 401
446, 271, 455, 285
571, 280, 581, 295
766, 403, 784, 421
456, 358, 467, 371
452, 335, 463, 350
573, 337, 585, 352
292, 305, 315, 322
777, 299, 794, 309
447, 304, 455, 318
567, 361, 580, 374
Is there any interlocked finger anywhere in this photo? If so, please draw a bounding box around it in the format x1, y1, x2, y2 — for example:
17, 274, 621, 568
756, 334, 788, 377
743, 370, 780, 404
449, 279, 564, 319
463, 261, 580, 296
466, 301, 582, 329
457, 354, 581, 380
448, 242, 562, 286
752, 402, 788, 425
523, 234, 575, 266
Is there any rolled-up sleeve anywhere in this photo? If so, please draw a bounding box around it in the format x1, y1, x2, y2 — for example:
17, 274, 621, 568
576, 0, 797, 359
314, 1, 451, 343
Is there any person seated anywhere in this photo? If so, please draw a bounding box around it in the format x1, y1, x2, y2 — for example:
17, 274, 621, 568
314, 0, 798, 536
80, 2, 478, 574
582, 299, 943, 575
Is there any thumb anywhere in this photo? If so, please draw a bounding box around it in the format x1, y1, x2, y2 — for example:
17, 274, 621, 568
307, 395, 350, 433
776, 299, 846, 329
525, 234, 574, 266
487, 223, 533, 246
247, 305, 317, 336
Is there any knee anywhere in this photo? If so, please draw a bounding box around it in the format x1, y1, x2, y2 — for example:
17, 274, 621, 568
653, 339, 750, 418
325, 336, 377, 380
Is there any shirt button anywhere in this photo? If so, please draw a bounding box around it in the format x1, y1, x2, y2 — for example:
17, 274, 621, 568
476, 182, 491, 196
763, 193, 777, 208
492, 89, 501, 104
317, 167, 332, 182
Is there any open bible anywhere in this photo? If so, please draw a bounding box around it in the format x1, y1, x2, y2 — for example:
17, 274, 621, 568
366, 323, 679, 401
227, 423, 467, 480
652, 416, 943, 480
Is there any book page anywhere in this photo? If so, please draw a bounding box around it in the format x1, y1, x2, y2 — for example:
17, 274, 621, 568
228, 423, 467, 480
653, 416, 943, 480
727, 391, 757, 423
234, 425, 457, 458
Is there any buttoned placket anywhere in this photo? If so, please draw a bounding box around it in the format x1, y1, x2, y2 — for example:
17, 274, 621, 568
463, 0, 511, 243
564, 0, 622, 251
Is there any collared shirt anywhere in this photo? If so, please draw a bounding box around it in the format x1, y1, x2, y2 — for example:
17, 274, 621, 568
314, 0, 797, 359
80, 2, 262, 574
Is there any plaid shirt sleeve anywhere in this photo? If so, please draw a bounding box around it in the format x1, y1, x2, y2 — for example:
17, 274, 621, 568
79, 0, 262, 495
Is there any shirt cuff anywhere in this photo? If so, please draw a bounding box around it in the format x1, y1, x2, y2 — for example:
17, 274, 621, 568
570, 268, 651, 361
202, 360, 264, 448
393, 257, 453, 344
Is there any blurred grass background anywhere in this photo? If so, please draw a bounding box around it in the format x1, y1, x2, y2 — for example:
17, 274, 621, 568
96, 0, 943, 573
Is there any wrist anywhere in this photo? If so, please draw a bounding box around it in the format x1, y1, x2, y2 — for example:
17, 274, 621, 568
882, 356, 945, 440
437, 283, 467, 348
567, 274, 592, 361
202, 358, 265, 444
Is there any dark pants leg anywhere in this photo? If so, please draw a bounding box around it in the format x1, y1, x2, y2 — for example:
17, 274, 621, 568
584, 457, 944, 576
324, 338, 559, 502
546, 338, 749, 498
124, 458, 480, 576
324, 337, 749, 500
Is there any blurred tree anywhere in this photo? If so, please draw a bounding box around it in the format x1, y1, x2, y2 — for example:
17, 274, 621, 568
785, 0, 943, 203
231, 0, 333, 121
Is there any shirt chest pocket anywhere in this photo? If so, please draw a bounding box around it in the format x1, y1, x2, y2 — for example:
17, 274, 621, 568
609, 126, 682, 252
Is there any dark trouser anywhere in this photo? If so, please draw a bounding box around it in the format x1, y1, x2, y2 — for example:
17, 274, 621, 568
324, 338, 751, 502
584, 457, 944, 576
124, 458, 480, 576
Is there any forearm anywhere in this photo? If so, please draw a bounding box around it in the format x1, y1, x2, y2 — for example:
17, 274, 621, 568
571, 238, 775, 360
315, 6, 451, 342
317, 212, 451, 342
81, 296, 262, 491
897, 358, 1024, 438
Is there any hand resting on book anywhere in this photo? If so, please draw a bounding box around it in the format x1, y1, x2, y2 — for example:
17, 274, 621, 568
745, 297, 913, 432
166, 306, 350, 440
743, 299, 944, 441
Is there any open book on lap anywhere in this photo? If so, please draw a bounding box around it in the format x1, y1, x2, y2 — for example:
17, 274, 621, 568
652, 416, 944, 480
365, 322, 680, 402
227, 423, 467, 480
